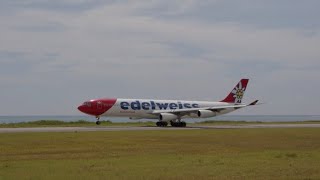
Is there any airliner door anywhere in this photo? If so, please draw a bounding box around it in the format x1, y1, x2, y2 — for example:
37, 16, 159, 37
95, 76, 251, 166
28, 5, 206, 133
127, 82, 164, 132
97, 101, 103, 110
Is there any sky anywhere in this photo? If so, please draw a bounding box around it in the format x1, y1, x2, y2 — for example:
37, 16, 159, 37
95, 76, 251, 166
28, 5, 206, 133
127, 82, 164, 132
0, 0, 319, 115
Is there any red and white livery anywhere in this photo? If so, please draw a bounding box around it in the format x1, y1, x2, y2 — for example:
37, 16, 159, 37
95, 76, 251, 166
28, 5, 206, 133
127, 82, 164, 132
78, 79, 258, 127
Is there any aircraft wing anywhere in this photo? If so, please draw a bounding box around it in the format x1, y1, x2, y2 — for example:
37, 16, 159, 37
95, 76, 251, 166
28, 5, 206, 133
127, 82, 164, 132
151, 100, 259, 115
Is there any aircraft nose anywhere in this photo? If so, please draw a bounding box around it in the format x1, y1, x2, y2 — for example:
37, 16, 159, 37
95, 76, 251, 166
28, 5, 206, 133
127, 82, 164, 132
77, 103, 101, 116
78, 105, 86, 113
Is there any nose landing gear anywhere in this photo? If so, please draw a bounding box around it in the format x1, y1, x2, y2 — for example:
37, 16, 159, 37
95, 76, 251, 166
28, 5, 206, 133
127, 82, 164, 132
96, 116, 101, 125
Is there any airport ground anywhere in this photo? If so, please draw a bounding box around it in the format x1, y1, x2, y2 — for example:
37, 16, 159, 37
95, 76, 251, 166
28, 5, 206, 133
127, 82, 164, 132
1, 119, 320, 128
1, 123, 320, 179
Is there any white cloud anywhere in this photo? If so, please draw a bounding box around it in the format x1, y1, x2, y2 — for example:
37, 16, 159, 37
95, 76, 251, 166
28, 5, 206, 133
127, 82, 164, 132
0, 0, 319, 115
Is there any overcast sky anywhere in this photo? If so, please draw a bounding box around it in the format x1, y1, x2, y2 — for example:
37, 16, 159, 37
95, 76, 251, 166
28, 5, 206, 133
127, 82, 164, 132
0, 0, 319, 115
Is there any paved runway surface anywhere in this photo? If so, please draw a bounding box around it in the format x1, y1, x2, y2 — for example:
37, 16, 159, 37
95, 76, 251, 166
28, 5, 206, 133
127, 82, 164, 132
1, 124, 320, 133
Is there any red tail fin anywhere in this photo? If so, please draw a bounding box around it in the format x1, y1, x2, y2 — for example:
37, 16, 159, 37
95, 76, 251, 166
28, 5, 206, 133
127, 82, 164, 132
221, 79, 249, 104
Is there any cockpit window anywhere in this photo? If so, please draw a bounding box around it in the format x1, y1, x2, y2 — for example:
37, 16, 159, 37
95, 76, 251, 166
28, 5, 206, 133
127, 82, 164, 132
83, 102, 91, 107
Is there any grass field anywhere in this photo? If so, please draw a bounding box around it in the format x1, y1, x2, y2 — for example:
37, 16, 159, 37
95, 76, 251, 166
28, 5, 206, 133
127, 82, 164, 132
1, 128, 320, 179
0, 120, 155, 128
1, 120, 320, 128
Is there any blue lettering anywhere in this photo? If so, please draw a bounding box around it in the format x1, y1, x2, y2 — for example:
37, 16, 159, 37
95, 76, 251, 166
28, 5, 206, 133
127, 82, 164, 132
142, 102, 150, 110
192, 103, 199, 108
184, 103, 191, 108
150, 101, 156, 110
121, 101, 199, 110
131, 101, 141, 110
156, 103, 168, 110
120, 102, 130, 110
169, 103, 178, 109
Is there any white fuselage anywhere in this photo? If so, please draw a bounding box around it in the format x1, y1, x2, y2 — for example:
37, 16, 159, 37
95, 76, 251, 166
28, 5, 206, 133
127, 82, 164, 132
102, 98, 236, 119
77, 79, 256, 126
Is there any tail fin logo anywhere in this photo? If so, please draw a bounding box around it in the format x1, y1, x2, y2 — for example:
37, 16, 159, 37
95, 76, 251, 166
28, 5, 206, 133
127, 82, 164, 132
232, 82, 245, 103
220, 79, 249, 104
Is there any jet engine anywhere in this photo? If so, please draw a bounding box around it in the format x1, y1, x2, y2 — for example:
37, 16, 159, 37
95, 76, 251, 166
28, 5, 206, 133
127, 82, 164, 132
197, 110, 216, 118
159, 113, 178, 121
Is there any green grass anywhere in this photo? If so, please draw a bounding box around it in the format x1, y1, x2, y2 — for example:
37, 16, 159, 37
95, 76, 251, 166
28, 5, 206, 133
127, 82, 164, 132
1, 128, 320, 179
196, 120, 320, 126
1, 120, 320, 128
0, 120, 155, 128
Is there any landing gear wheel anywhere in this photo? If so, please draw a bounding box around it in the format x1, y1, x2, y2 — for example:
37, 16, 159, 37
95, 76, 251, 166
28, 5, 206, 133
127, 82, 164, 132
156, 121, 168, 127
181, 122, 186, 127
96, 116, 101, 125
171, 121, 186, 127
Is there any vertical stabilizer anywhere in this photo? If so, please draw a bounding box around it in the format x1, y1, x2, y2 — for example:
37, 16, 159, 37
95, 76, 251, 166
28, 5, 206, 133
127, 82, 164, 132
221, 79, 249, 104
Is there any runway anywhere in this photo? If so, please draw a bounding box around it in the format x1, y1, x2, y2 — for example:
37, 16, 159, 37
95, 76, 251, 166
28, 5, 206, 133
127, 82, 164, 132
1, 124, 320, 133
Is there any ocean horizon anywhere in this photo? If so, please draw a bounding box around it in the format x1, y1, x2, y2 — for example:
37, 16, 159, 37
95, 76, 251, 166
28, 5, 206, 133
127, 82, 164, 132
0, 115, 320, 124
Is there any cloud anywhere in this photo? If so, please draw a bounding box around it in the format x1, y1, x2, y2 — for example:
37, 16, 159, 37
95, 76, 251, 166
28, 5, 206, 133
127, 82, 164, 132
0, 0, 110, 14
0, 0, 319, 115
13, 22, 66, 32
132, 0, 320, 29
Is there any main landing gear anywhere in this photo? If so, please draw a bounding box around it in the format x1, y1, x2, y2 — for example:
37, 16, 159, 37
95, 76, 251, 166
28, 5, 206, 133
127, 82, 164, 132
96, 116, 101, 125
156, 120, 187, 127
156, 121, 168, 127
170, 121, 186, 127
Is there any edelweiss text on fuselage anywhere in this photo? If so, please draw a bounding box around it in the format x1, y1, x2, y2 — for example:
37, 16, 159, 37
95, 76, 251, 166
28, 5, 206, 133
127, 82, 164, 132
120, 101, 199, 110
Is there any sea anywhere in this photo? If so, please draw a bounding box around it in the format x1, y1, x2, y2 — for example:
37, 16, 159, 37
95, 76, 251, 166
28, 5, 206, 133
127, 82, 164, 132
0, 115, 320, 124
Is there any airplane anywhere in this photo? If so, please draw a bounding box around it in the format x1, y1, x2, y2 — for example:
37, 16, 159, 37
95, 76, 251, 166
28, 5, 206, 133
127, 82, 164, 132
77, 79, 259, 127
